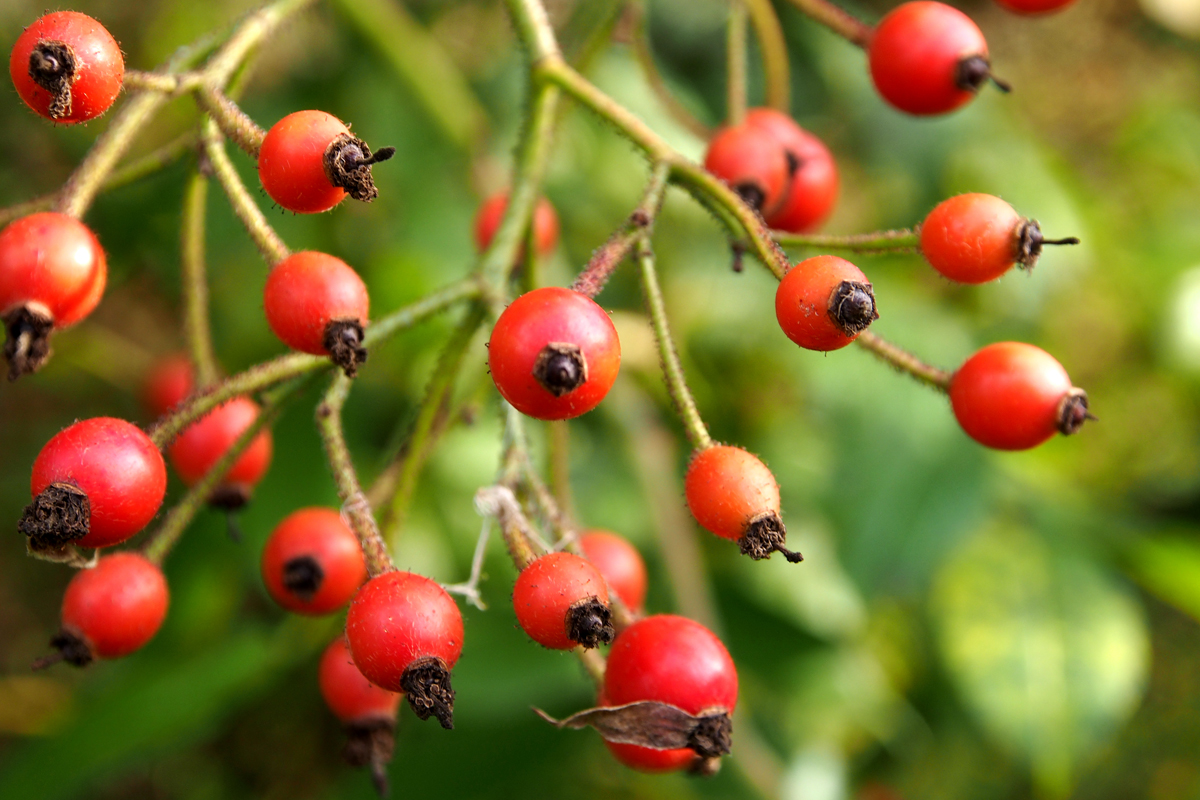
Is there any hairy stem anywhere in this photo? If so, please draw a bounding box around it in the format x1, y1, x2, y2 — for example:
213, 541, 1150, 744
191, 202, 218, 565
774, 227, 920, 252
743, 0, 791, 112
202, 120, 290, 265
181, 170, 220, 388
636, 238, 714, 450
782, 0, 873, 48
317, 374, 394, 577
855, 330, 952, 391
194, 86, 266, 157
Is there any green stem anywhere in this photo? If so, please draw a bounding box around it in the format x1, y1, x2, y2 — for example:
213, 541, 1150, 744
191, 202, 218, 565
726, 2, 748, 126
379, 304, 487, 544
122, 69, 202, 93
570, 160, 671, 298
743, 0, 791, 112
204, 0, 319, 85
316, 374, 395, 577
782, 0, 873, 48
774, 227, 920, 252
505, 0, 562, 61
147, 277, 481, 448
854, 330, 952, 391
201, 119, 290, 265
194, 86, 266, 157
143, 377, 305, 564
636, 238, 714, 450
547, 420, 573, 524
181, 170, 220, 388
628, 0, 712, 140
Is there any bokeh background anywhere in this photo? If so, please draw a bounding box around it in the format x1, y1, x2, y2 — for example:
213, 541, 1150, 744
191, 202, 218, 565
1, 0, 1199, 797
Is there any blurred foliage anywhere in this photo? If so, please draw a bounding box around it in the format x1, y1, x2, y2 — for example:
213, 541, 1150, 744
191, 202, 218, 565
1, 0, 1199, 798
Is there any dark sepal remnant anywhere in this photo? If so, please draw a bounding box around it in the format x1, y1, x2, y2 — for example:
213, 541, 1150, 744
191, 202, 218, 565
565, 596, 615, 649
400, 656, 456, 730
739, 511, 803, 563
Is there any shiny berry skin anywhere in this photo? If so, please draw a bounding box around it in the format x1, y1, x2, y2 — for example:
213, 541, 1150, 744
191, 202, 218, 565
258, 111, 393, 214
262, 508, 367, 615
346, 570, 463, 728
488, 287, 621, 421
26, 418, 166, 549
704, 122, 791, 213
513, 552, 614, 650
995, 0, 1076, 14
10, 11, 124, 123
167, 397, 273, 504
580, 530, 648, 613
142, 354, 194, 418
263, 251, 369, 375
775, 256, 878, 352
745, 108, 839, 233
604, 615, 738, 769
685, 445, 802, 562
60, 552, 169, 661
949, 342, 1090, 450
474, 191, 560, 257
868, 2, 994, 116
319, 636, 401, 724
0, 213, 106, 327
920, 194, 1078, 283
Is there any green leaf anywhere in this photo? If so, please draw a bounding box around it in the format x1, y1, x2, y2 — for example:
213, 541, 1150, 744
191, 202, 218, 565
930, 527, 1148, 798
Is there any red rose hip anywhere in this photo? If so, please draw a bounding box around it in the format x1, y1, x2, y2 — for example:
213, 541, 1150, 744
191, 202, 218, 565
513, 552, 614, 650
474, 191, 560, 257
10, 11, 124, 123
580, 530, 648, 613
704, 122, 791, 214
776, 255, 878, 351
22, 417, 167, 551
319, 636, 402, 795
345, 570, 464, 729
262, 507, 367, 615
167, 397, 273, 509
744, 108, 840, 233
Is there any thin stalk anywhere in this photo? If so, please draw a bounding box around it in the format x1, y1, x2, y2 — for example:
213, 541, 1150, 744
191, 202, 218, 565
547, 420, 573, 523
181, 170, 220, 387
774, 227, 920, 252
204, 0, 319, 85
570, 160, 670, 298
379, 304, 487, 544
194, 86, 266, 157
122, 69, 202, 93
855, 330, 952, 391
316, 374, 394, 577
202, 119, 290, 265
505, 0, 562, 62
635, 238, 713, 450
726, 2, 748, 126
143, 377, 305, 564
628, 0, 712, 140
743, 0, 791, 112
148, 277, 481, 447
782, 0, 873, 48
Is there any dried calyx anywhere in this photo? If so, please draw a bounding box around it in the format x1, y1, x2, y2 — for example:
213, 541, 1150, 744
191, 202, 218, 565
4, 306, 55, 381
955, 55, 1011, 95
400, 656, 456, 730
323, 319, 368, 377
28, 39, 77, 119
534, 343, 587, 397
739, 511, 804, 563
535, 700, 735, 759
342, 718, 395, 798
1056, 388, 1095, 436
283, 555, 324, 601
323, 133, 395, 203
827, 280, 878, 337
565, 596, 615, 649
19, 482, 89, 552
1016, 218, 1081, 271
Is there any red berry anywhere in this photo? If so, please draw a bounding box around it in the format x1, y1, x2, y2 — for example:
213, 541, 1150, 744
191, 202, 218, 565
167, 397, 273, 508
43, 552, 169, 666
949, 342, 1090, 450
868, 2, 999, 116
22, 417, 166, 550
319, 636, 401, 724
775, 255, 878, 351
513, 552, 614, 650
258, 110, 394, 214
579, 530, 648, 613
684, 445, 802, 562
474, 191, 560, 257
10, 11, 124, 123
488, 286, 621, 421
262, 508, 367, 615
745, 108, 839, 233
604, 615, 738, 770
142, 354, 194, 419
263, 251, 369, 376
994, 0, 1076, 14
0, 213, 107, 380
345, 570, 463, 729
920, 194, 1079, 284
704, 122, 791, 214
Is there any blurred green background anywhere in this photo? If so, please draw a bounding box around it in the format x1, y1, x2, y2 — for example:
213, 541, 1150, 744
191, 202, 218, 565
1, 0, 1199, 797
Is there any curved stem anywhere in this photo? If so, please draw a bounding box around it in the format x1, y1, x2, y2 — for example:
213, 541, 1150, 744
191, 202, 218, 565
505, 0, 562, 62
570, 160, 670, 298
628, 1, 712, 140
181, 170, 221, 388
854, 330, 952, 391
743, 0, 791, 112
205, 0, 319, 85
143, 377, 305, 564
726, 2, 748, 126
379, 304, 486, 544
636, 238, 713, 451
195, 86, 266, 157
774, 227, 920, 253
148, 277, 482, 448
201, 119, 290, 265
317, 374, 395, 577
782, 0, 873, 49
